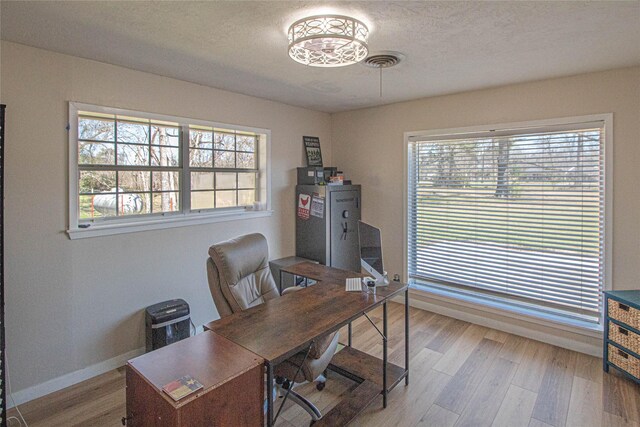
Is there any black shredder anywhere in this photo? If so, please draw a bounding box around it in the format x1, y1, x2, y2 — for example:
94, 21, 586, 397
145, 299, 190, 352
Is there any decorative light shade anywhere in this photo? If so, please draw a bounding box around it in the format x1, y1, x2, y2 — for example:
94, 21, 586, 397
287, 15, 369, 67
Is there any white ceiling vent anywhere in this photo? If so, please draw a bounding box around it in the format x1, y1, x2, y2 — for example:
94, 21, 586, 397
363, 52, 404, 69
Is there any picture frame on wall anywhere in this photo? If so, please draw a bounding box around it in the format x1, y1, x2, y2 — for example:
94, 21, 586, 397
303, 136, 323, 167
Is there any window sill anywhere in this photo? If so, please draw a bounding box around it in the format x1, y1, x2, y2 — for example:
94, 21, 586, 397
409, 281, 603, 338
67, 209, 273, 240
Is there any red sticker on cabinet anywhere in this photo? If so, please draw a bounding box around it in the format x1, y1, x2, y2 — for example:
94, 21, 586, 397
298, 193, 311, 220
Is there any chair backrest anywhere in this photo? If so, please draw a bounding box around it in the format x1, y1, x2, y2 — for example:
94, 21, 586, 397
207, 233, 280, 318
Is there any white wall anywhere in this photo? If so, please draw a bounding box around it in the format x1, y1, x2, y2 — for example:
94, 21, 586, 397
332, 66, 639, 290
0, 41, 332, 397
331, 67, 640, 351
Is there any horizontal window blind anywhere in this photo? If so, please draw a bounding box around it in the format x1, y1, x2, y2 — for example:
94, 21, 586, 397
407, 123, 605, 322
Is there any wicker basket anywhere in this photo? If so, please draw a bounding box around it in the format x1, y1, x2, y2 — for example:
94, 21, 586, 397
609, 322, 640, 354
608, 299, 640, 329
608, 344, 640, 379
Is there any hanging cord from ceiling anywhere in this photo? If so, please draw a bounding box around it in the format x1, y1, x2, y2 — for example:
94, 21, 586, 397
363, 52, 404, 98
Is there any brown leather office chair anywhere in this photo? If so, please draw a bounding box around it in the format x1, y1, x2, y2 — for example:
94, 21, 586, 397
206, 233, 339, 422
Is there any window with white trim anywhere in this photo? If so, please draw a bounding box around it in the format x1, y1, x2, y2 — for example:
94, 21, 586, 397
407, 117, 608, 325
69, 103, 270, 238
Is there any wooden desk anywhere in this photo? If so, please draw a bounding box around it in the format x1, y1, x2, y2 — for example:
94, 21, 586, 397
126, 331, 264, 426
279, 262, 392, 347
204, 262, 409, 427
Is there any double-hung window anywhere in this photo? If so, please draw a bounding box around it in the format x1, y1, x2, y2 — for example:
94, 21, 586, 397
188, 126, 259, 211
406, 115, 610, 326
69, 103, 270, 238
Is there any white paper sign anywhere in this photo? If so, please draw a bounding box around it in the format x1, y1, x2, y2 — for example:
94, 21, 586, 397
311, 195, 325, 218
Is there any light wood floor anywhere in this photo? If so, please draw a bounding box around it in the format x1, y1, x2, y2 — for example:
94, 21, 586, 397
8, 303, 640, 427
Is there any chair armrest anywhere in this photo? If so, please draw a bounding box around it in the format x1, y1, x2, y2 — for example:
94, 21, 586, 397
282, 286, 304, 296
308, 332, 337, 359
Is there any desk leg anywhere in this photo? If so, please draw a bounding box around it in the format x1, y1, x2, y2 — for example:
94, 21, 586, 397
383, 301, 388, 408
266, 361, 274, 427
348, 322, 352, 347
405, 288, 410, 385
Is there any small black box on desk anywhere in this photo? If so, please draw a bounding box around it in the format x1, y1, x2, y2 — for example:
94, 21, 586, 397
297, 167, 325, 185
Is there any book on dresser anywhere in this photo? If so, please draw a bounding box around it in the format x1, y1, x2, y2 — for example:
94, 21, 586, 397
603, 290, 640, 384
162, 375, 203, 401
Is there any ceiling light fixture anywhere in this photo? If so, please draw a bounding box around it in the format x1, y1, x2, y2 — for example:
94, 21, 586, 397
287, 15, 369, 67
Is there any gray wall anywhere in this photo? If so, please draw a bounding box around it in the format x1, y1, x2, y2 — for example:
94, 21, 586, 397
0, 41, 332, 395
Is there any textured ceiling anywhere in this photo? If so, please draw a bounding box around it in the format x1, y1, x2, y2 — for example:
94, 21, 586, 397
1, 1, 639, 113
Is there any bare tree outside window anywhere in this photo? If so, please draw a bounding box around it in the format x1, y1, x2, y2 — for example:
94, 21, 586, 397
494, 138, 511, 198
77, 111, 260, 222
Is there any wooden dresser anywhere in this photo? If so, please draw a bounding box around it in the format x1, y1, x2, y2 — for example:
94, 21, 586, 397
604, 290, 640, 384
126, 330, 264, 426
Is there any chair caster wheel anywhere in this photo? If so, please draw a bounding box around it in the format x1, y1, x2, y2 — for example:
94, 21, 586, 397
310, 421, 316, 426
282, 379, 291, 390
316, 381, 325, 391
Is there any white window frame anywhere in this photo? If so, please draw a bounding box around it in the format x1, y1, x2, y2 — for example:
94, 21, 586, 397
403, 113, 613, 333
68, 102, 272, 239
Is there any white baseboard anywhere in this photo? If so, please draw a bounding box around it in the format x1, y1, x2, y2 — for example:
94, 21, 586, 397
7, 347, 145, 408
394, 292, 602, 357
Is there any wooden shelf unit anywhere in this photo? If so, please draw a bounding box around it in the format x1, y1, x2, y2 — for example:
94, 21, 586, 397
315, 345, 408, 426
603, 290, 640, 384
